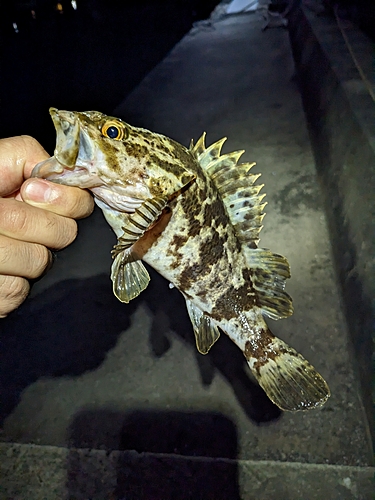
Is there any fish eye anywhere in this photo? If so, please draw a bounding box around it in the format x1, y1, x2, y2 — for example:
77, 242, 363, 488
106, 126, 120, 139
102, 120, 127, 141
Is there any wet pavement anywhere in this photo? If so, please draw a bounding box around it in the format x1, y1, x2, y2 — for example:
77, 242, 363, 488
0, 1, 373, 498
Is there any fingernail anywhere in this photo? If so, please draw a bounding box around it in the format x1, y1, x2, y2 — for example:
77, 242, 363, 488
23, 179, 57, 203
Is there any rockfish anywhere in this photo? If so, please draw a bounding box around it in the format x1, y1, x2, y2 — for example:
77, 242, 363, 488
32, 108, 330, 411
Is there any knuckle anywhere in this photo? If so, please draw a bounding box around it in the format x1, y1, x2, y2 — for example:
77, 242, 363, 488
20, 135, 41, 150
51, 217, 78, 249
74, 191, 94, 219
0, 200, 29, 235
58, 188, 94, 219
0, 238, 51, 279
29, 244, 51, 278
40, 211, 77, 250
0, 275, 30, 317
0, 241, 12, 267
68, 195, 84, 219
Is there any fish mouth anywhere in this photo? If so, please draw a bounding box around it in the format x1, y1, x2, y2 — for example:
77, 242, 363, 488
31, 107, 146, 213
31, 108, 100, 188
31, 156, 102, 188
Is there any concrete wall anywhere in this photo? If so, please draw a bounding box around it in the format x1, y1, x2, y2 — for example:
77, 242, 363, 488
288, 6, 374, 438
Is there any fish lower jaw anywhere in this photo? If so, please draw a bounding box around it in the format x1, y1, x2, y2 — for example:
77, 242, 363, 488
32, 157, 103, 189
49, 167, 99, 188
32, 156, 65, 179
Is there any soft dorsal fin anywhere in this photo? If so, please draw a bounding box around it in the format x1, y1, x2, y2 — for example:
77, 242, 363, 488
190, 133, 266, 247
243, 247, 293, 320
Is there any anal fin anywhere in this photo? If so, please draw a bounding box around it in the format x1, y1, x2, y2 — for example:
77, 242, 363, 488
186, 299, 220, 354
245, 331, 330, 411
111, 250, 150, 303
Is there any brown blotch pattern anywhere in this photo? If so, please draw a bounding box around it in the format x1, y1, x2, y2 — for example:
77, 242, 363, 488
124, 142, 149, 159
211, 269, 256, 321
244, 330, 290, 374
209, 197, 230, 229
198, 230, 226, 267
166, 234, 187, 256
180, 184, 203, 237
176, 230, 226, 291
244, 330, 274, 361
170, 140, 199, 174
147, 153, 192, 184
100, 140, 125, 175
244, 210, 257, 221
178, 261, 211, 291
165, 234, 187, 270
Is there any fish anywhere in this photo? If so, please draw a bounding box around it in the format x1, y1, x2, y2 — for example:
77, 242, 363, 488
32, 107, 330, 411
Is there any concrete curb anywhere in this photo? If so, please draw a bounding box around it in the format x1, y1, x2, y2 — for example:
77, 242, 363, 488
287, 4, 375, 443
1, 442, 374, 499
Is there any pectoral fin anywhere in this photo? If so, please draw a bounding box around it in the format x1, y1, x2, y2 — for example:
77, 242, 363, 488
186, 299, 220, 354
110, 196, 167, 303
111, 250, 150, 303
112, 197, 167, 257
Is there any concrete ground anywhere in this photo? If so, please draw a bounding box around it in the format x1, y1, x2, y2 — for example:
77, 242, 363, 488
0, 3, 373, 499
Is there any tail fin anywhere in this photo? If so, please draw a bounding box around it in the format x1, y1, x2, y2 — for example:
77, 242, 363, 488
245, 330, 330, 411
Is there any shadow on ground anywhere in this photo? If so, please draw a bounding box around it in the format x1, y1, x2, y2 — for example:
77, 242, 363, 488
66, 408, 240, 499
0, 268, 281, 429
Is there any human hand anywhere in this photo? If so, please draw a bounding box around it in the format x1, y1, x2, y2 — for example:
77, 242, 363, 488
0, 135, 94, 317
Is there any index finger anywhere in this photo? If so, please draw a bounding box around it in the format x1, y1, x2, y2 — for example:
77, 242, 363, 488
0, 136, 49, 197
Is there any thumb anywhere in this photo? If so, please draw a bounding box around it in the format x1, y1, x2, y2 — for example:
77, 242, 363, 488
20, 177, 94, 219
20, 178, 60, 205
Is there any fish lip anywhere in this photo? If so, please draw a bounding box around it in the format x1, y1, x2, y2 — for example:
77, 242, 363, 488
50, 107, 76, 128
31, 156, 102, 188
31, 157, 66, 179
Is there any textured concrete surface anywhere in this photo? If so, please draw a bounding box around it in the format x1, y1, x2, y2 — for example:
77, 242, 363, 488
0, 4, 373, 499
1, 442, 374, 500
288, 4, 375, 437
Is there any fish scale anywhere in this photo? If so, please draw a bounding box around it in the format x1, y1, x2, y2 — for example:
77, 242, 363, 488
32, 107, 330, 412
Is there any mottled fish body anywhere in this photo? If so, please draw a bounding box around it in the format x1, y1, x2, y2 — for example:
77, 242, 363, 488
33, 108, 330, 411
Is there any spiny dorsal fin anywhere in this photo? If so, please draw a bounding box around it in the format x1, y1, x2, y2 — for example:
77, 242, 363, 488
185, 299, 220, 354
190, 132, 207, 158
191, 132, 228, 169
190, 134, 293, 321
190, 134, 265, 247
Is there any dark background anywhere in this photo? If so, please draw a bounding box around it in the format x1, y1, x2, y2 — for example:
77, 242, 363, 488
0, 0, 220, 153
1, 0, 374, 154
